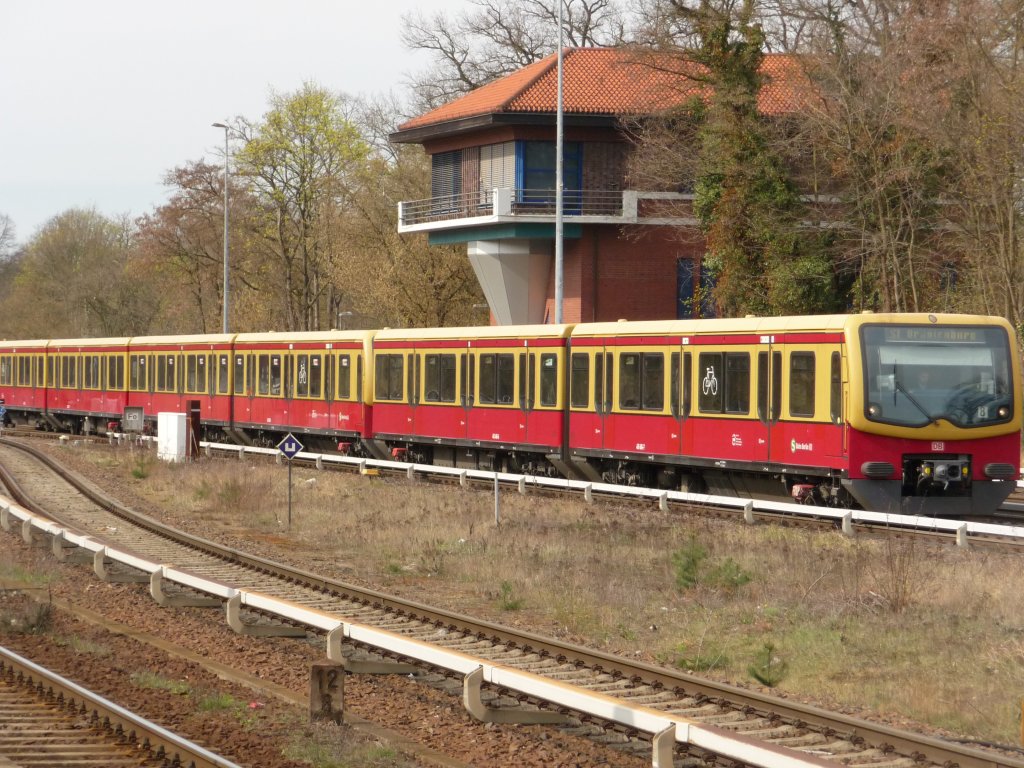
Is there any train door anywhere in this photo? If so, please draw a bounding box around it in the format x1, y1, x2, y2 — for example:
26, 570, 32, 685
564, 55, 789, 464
674, 346, 695, 460
758, 342, 782, 464
517, 349, 531, 446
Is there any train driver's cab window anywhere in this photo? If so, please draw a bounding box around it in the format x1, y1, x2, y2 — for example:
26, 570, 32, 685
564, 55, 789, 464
374, 354, 404, 401
479, 353, 515, 405
789, 352, 815, 417
862, 324, 1014, 427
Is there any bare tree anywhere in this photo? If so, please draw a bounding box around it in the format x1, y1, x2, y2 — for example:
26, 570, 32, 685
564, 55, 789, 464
0, 214, 15, 260
402, 0, 630, 110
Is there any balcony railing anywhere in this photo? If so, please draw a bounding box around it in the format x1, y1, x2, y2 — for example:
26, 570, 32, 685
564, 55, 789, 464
399, 187, 628, 228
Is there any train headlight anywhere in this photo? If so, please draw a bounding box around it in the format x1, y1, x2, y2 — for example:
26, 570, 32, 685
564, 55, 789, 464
998, 406, 1010, 418
867, 404, 880, 417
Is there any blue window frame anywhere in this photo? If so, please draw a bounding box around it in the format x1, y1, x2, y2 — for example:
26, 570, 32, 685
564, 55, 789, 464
515, 141, 582, 211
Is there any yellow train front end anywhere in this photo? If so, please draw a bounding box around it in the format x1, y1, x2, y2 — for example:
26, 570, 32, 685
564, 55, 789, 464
844, 313, 1022, 516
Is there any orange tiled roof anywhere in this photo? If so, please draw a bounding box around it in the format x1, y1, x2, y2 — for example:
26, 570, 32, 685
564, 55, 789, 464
397, 48, 810, 132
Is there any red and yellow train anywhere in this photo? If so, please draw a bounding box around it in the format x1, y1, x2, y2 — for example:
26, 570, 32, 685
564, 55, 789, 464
0, 312, 1019, 516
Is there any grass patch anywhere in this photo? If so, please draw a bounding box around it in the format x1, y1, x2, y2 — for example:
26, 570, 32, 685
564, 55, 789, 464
0, 602, 53, 635
284, 721, 413, 767
57, 634, 113, 657
130, 670, 191, 695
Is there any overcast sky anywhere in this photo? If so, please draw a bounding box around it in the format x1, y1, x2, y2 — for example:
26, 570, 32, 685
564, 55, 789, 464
0, 0, 460, 246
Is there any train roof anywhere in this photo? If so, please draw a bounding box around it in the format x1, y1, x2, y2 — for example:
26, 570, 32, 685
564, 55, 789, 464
126, 333, 235, 346
47, 337, 132, 348
570, 312, 1015, 338
374, 324, 573, 342
0, 339, 50, 350
233, 330, 374, 343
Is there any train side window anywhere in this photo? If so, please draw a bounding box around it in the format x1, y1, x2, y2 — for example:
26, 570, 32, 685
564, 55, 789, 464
830, 352, 842, 424
234, 355, 245, 394
197, 355, 207, 393
207, 355, 217, 394
0, 356, 9, 386
683, 352, 692, 417
403, 354, 411, 403
374, 353, 403, 401
309, 355, 321, 398
790, 352, 815, 417
478, 353, 515, 405
337, 354, 351, 399
539, 353, 557, 407
219, 355, 229, 394
619, 353, 640, 409
423, 354, 440, 403
642, 353, 664, 411
724, 353, 750, 414
45, 357, 53, 388
425, 354, 456, 402
479, 354, 496, 404
297, 354, 310, 397
258, 354, 270, 396
518, 354, 527, 409
440, 355, 456, 402
270, 355, 282, 396
594, 353, 603, 412
185, 355, 195, 391
670, 352, 680, 417
499, 354, 515, 404
698, 352, 723, 413
570, 353, 589, 409
130, 356, 142, 390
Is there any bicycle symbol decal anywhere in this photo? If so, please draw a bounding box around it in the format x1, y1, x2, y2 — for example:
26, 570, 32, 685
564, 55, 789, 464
702, 366, 718, 396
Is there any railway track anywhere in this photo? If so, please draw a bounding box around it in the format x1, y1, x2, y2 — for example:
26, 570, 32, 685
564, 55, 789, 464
0, 436, 1021, 768
0, 643, 240, 768
12, 426, 1024, 543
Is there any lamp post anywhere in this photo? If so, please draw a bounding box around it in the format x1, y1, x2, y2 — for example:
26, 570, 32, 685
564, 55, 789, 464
212, 122, 230, 333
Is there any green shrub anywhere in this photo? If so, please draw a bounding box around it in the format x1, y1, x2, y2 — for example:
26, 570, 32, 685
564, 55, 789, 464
671, 537, 708, 589
748, 643, 788, 687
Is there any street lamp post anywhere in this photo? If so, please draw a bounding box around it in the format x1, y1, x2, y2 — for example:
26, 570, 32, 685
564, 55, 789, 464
212, 122, 230, 334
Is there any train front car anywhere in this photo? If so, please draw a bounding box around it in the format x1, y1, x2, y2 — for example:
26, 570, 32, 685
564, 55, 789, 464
845, 313, 1022, 516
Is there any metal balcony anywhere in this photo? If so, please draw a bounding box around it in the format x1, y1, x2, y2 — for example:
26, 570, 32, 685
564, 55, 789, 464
397, 188, 695, 233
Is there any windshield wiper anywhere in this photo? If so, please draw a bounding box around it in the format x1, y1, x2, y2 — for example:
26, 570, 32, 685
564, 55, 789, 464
893, 363, 939, 425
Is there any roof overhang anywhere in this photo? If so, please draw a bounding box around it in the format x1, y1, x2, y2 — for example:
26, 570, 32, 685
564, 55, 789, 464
390, 112, 626, 145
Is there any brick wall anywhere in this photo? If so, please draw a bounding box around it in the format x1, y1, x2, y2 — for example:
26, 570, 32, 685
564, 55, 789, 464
542, 225, 707, 323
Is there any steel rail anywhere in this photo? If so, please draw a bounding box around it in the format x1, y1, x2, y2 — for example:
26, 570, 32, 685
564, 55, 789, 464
0, 643, 242, 768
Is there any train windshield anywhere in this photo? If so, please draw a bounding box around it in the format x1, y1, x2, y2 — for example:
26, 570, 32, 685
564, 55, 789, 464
861, 324, 1013, 428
